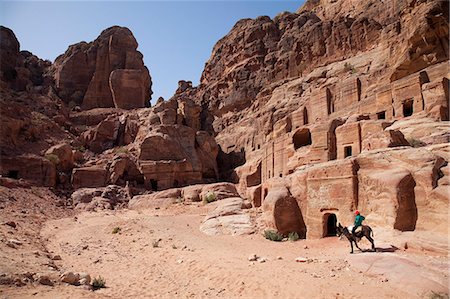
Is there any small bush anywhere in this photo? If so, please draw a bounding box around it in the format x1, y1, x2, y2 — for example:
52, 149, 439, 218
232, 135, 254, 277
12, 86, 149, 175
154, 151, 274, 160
429, 291, 449, 299
288, 232, 300, 241
114, 146, 129, 154
92, 276, 106, 290
264, 230, 284, 242
407, 138, 426, 148
112, 227, 121, 234
344, 62, 357, 74
45, 154, 60, 165
203, 192, 217, 204
75, 145, 86, 152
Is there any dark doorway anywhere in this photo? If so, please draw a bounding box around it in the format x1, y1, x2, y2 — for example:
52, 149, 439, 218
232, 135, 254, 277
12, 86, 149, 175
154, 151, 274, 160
323, 213, 337, 237
303, 107, 309, 125
403, 99, 413, 117
344, 146, 352, 158
7, 170, 19, 179
150, 179, 158, 191
377, 111, 386, 119
293, 129, 312, 150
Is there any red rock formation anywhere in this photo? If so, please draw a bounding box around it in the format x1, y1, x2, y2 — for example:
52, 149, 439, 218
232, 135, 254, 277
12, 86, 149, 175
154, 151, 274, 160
53, 26, 152, 109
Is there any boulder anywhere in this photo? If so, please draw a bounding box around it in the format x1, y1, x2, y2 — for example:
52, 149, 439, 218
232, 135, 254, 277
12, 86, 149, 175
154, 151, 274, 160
71, 166, 107, 189
262, 186, 306, 238
199, 182, 240, 202
45, 143, 74, 172
200, 197, 255, 236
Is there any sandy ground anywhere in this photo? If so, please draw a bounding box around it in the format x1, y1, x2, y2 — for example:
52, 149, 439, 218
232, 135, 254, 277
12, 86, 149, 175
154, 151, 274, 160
1, 198, 448, 299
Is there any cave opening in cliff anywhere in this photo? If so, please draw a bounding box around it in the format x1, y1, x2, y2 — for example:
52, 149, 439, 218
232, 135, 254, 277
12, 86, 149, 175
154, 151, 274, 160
377, 111, 386, 119
419, 71, 430, 85
323, 213, 337, 237
293, 129, 312, 149
150, 179, 158, 191
394, 175, 417, 231
303, 107, 309, 125
344, 146, 352, 158
7, 170, 19, 179
403, 99, 413, 117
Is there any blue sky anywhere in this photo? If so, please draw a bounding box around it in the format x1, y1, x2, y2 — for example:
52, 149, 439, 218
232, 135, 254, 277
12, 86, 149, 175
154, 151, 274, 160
1, 1, 304, 103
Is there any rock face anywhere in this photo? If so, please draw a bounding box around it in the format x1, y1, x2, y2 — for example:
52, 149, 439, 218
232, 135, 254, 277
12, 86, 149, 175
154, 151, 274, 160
0, 26, 52, 91
53, 26, 152, 109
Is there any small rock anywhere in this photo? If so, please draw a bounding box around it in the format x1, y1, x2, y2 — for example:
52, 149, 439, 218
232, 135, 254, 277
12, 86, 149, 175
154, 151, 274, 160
381, 278, 389, 282
403, 242, 408, 250
52, 255, 62, 261
61, 271, 80, 285
259, 258, 267, 263
295, 257, 308, 263
4, 221, 16, 229
304, 245, 308, 249
38, 275, 54, 286
360, 282, 365, 285
276, 256, 283, 260
176, 259, 183, 264
78, 273, 91, 285
82, 245, 89, 250
8, 239, 22, 245
248, 254, 258, 262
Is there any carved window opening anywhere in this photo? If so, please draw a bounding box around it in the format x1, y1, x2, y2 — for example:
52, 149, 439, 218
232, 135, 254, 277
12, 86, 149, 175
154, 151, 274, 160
377, 111, 386, 120
150, 179, 158, 191
327, 98, 334, 115
344, 146, 352, 158
403, 99, 413, 117
419, 71, 430, 85
279, 173, 283, 178
303, 107, 309, 125
293, 129, 312, 150
7, 170, 19, 179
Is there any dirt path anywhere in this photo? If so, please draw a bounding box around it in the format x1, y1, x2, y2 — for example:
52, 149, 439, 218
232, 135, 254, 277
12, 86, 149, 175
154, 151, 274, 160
1, 203, 448, 298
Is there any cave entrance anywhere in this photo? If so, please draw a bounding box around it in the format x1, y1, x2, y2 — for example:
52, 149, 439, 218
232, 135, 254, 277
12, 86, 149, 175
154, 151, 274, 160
377, 111, 386, 120
7, 170, 19, 179
150, 179, 158, 191
344, 146, 352, 158
293, 128, 312, 150
403, 99, 413, 117
323, 213, 337, 237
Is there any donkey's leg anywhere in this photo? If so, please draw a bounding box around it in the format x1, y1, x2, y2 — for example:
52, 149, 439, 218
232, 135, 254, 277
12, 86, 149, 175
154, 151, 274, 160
366, 235, 376, 251
349, 241, 354, 254
354, 239, 362, 251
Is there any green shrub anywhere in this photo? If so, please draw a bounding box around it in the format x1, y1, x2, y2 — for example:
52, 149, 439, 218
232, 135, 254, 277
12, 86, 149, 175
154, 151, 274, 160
288, 232, 300, 241
429, 291, 449, 299
264, 230, 284, 242
112, 227, 121, 234
75, 145, 86, 152
203, 192, 217, 204
407, 138, 426, 148
92, 276, 106, 290
114, 146, 129, 154
45, 154, 60, 165
344, 62, 357, 74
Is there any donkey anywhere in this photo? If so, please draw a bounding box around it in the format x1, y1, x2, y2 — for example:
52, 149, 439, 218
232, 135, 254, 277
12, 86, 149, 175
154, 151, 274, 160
336, 223, 376, 254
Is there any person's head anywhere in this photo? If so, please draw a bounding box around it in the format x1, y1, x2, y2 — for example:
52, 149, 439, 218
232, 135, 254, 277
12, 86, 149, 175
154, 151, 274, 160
355, 210, 360, 215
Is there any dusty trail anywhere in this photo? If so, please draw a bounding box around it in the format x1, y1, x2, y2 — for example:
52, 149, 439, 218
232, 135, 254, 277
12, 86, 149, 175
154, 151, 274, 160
2, 202, 447, 299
